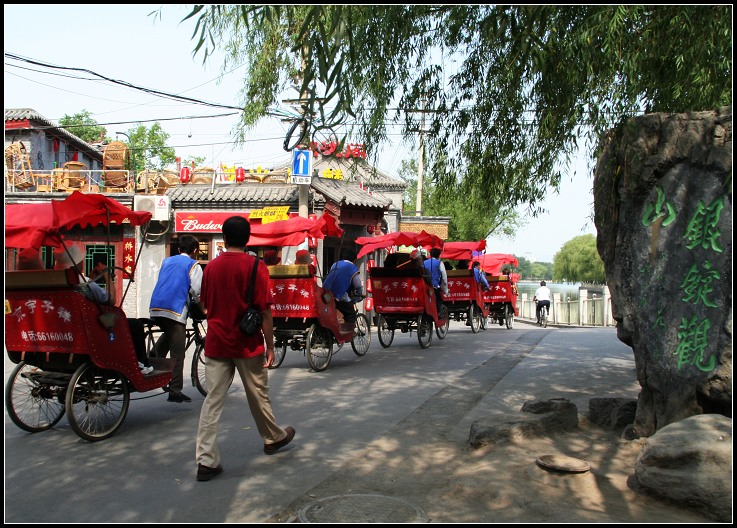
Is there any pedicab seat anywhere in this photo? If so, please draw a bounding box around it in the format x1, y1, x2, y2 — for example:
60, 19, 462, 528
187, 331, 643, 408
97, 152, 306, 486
267, 264, 313, 278
369, 266, 425, 279
5, 268, 79, 290
446, 269, 474, 278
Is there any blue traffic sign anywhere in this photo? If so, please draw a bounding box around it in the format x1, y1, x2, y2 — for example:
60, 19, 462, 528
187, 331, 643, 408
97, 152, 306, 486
292, 149, 312, 180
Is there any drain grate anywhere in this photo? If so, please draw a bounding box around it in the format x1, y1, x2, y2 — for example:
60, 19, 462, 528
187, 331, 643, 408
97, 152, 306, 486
298, 494, 427, 523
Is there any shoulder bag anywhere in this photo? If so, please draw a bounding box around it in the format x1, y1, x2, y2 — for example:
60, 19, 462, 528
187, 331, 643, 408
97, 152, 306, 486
239, 260, 263, 336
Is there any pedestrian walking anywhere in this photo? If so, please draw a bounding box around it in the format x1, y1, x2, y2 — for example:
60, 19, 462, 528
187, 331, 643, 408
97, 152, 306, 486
195, 215, 295, 482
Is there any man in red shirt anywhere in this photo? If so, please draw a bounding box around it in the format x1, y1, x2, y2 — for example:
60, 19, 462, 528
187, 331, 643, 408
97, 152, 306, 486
195, 215, 295, 482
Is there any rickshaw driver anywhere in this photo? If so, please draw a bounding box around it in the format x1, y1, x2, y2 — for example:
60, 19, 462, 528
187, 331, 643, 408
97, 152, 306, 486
423, 247, 449, 314
323, 249, 364, 333
472, 261, 490, 291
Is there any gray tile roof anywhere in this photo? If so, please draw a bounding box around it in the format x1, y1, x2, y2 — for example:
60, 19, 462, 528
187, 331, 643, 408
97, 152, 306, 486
166, 183, 303, 209
311, 177, 391, 209
166, 177, 391, 211
4, 108, 103, 160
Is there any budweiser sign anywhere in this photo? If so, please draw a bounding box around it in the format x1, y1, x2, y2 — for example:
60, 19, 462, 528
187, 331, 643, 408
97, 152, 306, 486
175, 210, 299, 232
175, 212, 243, 233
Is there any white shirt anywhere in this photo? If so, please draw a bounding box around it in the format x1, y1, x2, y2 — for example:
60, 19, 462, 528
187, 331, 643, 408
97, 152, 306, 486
534, 285, 551, 302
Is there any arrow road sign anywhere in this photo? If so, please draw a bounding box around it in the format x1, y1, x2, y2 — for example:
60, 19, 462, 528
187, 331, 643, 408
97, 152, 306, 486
292, 148, 312, 184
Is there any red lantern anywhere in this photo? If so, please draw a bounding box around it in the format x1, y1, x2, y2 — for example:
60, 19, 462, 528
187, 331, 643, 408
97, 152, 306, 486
235, 167, 245, 182
180, 166, 191, 183
364, 297, 374, 312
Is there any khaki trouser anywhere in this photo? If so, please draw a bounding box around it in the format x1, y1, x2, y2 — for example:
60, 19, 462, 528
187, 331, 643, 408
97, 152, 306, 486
195, 355, 287, 468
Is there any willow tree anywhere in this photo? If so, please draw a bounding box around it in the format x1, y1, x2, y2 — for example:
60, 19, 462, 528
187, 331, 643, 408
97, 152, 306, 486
164, 5, 730, 219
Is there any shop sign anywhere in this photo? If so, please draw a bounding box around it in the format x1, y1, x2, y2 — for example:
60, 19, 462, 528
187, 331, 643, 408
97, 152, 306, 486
123, 237, 136, 280
175, 210, 295, 232
248, 206, 290, 224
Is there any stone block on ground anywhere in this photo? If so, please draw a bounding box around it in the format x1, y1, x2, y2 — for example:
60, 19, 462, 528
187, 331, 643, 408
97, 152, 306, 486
634, 413, 732, 523
588, 397, 637, 430
469, 398, 579, 449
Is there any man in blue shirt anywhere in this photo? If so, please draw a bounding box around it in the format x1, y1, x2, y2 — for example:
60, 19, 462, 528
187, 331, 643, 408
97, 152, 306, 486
149, 235, 203, 402
472, 261, 490, 291
323, 250, 363, 331
423, 247, 449, 315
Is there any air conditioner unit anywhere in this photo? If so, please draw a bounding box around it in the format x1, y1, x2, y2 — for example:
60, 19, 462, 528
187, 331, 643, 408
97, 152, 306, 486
134, 195, 170, 221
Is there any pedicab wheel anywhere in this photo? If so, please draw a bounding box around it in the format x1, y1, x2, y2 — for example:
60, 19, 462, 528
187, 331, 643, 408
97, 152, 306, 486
377, 315, 395, 348
480, 310, 488, 330
307, 325, 333, 372
270, 343, 287, 369
469, 305, 481, 334
350, 313, 371, 356
65, 362, 130, 442
6, 361, 66, 433
436, 305, 449, 339
192, 340, 208, 396
192, 339, 234, 396
505, 304, 515, 329
417, 315, 433, 349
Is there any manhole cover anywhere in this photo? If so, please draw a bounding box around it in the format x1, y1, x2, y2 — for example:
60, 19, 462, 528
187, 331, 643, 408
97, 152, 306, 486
298, 494, 427, 523
535, 454, 591, 473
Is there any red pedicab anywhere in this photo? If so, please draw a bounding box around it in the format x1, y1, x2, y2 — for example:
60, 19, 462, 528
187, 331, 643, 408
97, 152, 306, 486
4, 192, 172, 442
355, 231, 449, 349
248, 212, 371, 372
440, 240, 490, 333
478, 253, 520, 329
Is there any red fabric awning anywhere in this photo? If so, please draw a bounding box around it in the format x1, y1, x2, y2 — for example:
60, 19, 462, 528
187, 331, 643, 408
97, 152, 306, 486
440, 240, 486, 260
5, 191, 151, 249
247, 211, 344, 247
478, 253, 519, 275
354, 230, 444, 259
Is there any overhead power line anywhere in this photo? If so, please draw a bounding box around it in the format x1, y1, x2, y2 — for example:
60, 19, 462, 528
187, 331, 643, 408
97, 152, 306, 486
5, 52, 245, 111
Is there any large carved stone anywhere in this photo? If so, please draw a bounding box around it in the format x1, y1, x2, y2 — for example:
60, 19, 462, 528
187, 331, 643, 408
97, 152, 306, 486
633, 413, 732, 522
594, 107, 732, 437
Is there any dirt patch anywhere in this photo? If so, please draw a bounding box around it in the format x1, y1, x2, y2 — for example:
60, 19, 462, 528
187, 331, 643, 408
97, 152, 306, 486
269, 415, 716, 523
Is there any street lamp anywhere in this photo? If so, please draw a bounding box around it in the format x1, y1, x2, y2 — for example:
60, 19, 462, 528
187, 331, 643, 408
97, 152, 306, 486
115, 132, 137, 191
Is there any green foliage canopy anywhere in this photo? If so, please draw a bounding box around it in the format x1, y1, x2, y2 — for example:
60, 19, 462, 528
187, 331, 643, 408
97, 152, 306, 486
553, 234, 606, 283
397, 158, 522, 242
173, 5, 731, 217
59, 110, 110, 144
126, 123, 177, 173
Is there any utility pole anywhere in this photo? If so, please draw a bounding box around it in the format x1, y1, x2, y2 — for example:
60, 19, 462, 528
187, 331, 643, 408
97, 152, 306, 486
298, 48, 310, 218
415, 98, 425, 216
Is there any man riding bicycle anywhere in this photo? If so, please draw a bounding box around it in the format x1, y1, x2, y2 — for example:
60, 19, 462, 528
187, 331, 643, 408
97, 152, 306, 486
533, 280, 551, 326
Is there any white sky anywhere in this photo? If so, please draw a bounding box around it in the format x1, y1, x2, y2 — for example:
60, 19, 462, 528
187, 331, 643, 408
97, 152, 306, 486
4, 4, 596, 262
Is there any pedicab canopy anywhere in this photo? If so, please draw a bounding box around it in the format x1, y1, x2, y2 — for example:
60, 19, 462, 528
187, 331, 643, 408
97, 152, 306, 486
247, 210, 343, 247
5, 191, 152, 249
478, 253, 519, 275
354, 230, 444, 259
440, 240, 487, 260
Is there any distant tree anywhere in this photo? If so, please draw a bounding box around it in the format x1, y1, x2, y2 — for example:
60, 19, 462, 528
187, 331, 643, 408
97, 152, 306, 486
182, 155, 207, 169
59, 110, 110, 144
530, 261, 552, 280
515, 256, 532, 279
553, 234, 606, 283
125, 123, 177, 173
398, 157, 521, 242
